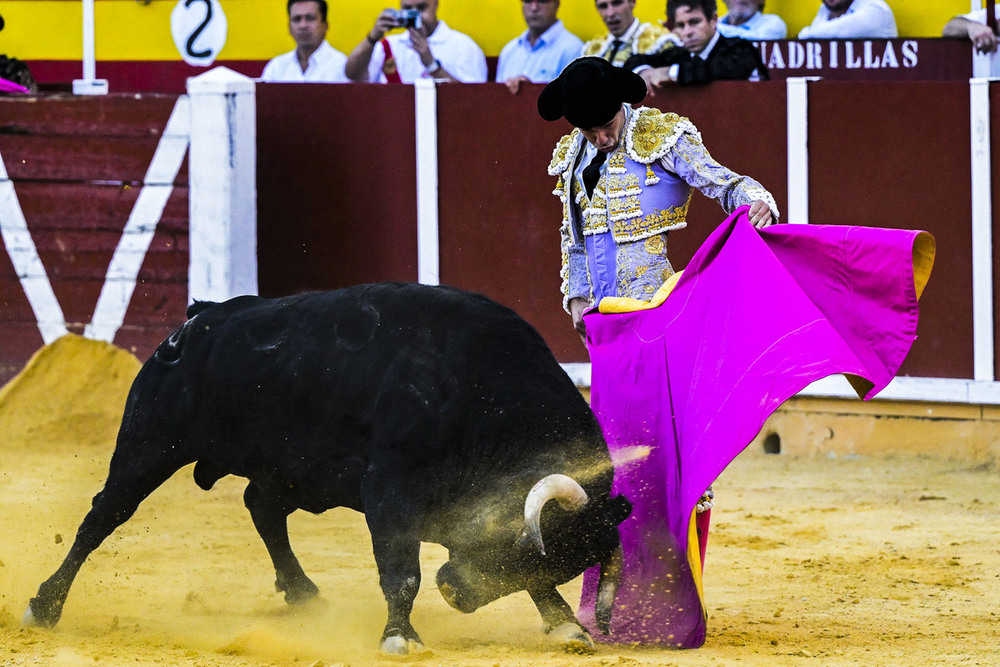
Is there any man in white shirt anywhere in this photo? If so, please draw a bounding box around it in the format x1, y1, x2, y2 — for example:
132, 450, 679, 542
716, 0, 787, 40
260, 0, 350, 83
345, 0, 487, 83
943, 7, 1000, 54
942, 6, 1000, 77
798, 0, 897, 39
496, 0, 583, 93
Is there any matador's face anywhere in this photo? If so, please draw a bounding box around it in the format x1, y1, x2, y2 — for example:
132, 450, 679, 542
581, 107, 626, 153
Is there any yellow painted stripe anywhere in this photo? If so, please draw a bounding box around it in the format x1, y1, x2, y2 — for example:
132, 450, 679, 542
0, 0, 974, 61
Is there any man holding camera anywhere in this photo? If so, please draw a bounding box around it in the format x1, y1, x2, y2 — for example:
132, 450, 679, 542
345, 0, 487, 83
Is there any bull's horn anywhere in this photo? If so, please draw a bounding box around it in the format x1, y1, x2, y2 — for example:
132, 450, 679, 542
594, 543, 623, 634
522, 473, 588, 556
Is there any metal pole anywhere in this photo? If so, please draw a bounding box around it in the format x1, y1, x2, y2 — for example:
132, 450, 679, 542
73, 0, 108, 94
82, 0, 95, 80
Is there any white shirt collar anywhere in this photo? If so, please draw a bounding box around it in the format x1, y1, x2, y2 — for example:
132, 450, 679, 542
617, 18, 641, 45
518, 19, 563, 48
695, 30, 721, 60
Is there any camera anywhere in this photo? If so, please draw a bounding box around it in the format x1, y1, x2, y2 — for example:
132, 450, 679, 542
390, 8, 422, 29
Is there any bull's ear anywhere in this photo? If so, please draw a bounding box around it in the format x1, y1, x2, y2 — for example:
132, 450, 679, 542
610, 495, 632, 525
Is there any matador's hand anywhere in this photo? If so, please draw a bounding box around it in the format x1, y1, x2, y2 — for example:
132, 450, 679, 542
748, 200, 774, 229
569, 297, 590, 343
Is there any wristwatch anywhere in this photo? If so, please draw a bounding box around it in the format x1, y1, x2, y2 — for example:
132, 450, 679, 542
426, 59, 442, 74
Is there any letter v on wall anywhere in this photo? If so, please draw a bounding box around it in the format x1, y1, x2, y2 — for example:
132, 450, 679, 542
0, 96, 190, 346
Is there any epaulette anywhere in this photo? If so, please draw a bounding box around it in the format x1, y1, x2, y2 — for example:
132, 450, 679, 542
548, 129, 582, 176
634, 23, 680, 55
582, 36, 609, 57
623, 108, 700, 164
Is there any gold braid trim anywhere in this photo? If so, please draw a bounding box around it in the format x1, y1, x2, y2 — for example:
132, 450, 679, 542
582, 36, 608, 57
611, 190, 692, 242
634, 23, 679, 54
548, 129, 582, 176
624, 107, 700, 164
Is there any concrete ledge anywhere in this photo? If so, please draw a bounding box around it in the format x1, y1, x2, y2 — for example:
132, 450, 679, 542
752, 396, 1000, 464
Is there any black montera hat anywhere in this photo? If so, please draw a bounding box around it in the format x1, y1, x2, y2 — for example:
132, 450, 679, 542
537, 57, 647, 129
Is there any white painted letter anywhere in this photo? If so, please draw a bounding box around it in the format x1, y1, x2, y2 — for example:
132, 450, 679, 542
881, 42, 899, 68
806, 42, 823, 69
864, 41, 879, 68
768, 43, 786, 69
902, 40, 918, 68
788, 41, 806, 69
845, 42, 862, 68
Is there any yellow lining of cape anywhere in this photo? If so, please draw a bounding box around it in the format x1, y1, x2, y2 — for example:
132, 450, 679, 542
687, 510, 707, 620
597, 270, 684, 314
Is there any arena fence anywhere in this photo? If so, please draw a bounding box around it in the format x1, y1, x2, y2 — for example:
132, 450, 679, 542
1, 71, 998, 407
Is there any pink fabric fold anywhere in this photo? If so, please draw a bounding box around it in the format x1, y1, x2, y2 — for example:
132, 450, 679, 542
0, 77, 31, 93
577, 206, 934, 647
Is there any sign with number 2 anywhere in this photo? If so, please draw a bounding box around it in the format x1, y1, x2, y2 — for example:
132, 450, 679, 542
171, 0, 228, 67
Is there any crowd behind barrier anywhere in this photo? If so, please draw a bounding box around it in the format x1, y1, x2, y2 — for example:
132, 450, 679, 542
0, 0, 993, 93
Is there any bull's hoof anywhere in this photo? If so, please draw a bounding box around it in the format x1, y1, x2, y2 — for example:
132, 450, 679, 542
275, 574, 319, 605
23, 597, 61, 628
379, 635, 426, 656
548, 622, 595, 654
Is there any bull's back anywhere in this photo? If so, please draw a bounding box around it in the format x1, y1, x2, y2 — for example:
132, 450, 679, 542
126, 284, 594, 476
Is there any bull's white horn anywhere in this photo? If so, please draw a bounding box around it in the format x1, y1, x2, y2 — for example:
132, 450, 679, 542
523, 473, 588, 556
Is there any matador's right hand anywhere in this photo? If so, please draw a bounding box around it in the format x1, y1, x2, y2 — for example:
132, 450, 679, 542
569, 297, 590, 343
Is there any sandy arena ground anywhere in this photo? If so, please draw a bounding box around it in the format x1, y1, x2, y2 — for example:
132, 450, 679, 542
1, 337, 998, 667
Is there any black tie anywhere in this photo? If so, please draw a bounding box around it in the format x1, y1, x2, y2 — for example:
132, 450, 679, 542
607, 39, 624, 63
583, 150, 607, 198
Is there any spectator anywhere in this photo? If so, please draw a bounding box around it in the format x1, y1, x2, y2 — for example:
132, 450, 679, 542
260, 0, 350, 83
496, 0, 583, 94
345, 1, 487, 83
582, 0, 679, 67
717, 0, 787, 40
797, 0, 897, 39
942, 7, 1000, 54
624, 0, 768, 92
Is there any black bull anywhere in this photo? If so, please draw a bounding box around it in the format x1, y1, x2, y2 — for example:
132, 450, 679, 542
26, 283, 631, 654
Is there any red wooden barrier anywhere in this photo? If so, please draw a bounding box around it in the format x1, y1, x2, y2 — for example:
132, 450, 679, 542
255, 81, 972, 376
0, 80, 990, 388
0, 94, 188, 383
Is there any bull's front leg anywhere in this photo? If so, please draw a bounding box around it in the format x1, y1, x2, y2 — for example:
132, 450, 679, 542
528, 587, 595, 654
369, 530, 423, 655
243, 484, 319, 605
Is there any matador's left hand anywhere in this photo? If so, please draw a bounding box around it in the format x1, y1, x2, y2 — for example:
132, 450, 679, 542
748, 200, 774, 229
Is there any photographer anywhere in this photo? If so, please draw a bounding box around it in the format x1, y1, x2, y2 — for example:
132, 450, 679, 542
345, 0, 487, 83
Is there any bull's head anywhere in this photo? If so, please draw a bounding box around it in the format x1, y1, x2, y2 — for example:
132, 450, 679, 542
435, 473, 630, 632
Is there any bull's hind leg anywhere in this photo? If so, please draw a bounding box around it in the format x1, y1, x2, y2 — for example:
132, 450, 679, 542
25, 452, 185, 627
243, 483, 319, 604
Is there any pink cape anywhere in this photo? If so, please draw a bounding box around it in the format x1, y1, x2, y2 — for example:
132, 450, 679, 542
577, 207, 935, 647
0, 77, 31, 94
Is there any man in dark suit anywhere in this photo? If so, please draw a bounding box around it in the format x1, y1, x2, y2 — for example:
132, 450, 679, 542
623, 0, 768, 93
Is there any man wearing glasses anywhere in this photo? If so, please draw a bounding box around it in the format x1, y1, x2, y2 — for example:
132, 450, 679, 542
345, 0, 487, 82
